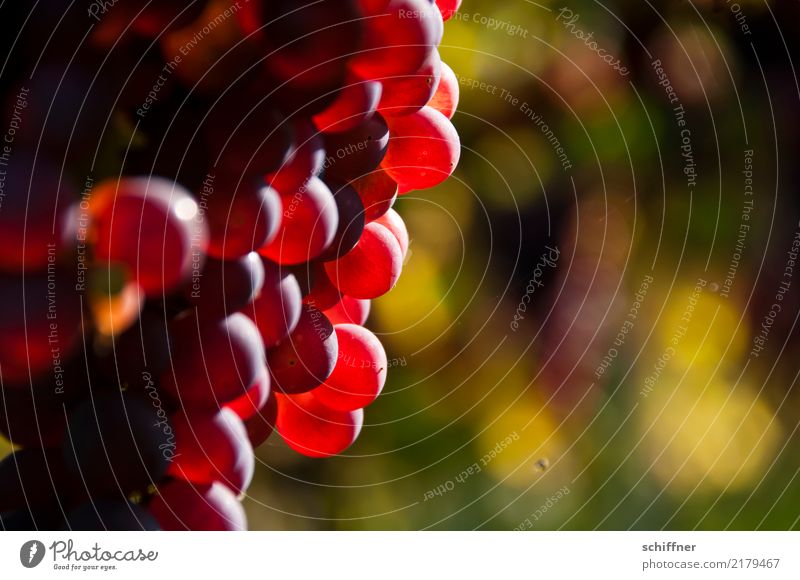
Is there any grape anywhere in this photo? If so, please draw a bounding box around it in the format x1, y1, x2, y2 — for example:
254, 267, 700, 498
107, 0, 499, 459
323, 296, 371, 326
168, 408, 254, 494
224, 365, 272, 421
351, 0, 440, 80
378, 48, 442, 118
381, 106, 460, 192
104, 306, 172, 389
94, 177, 209, 296
243, 259, 303, 348
302, 262, 343, 311
0, 448, 81, 513
316, 180, 366, 261
243, 393, 278, 447
149, 480, 246, 531
62, 394, 170, 496
161, 312, 266, 410
428, 61, 459, 119
275, 392, 363, 457
186, 252, 266, 319
323, 114, 390, 182
65, 500, 159, 531
204, 93, 293, 178
311, 324, 387, 411
0, 151, 75, 272
434, 0, 462, 21
324, 222, 402, 299
205, 180, 282, 259
239, 0, 361, 95
313, 77, 383, 134
0, 273, 83, 385
374, 208, 409, 258
267, 304, 338, 394
259, 177, 339, 265
266, 120, 325, 196
351, 169, 398, 221
0, 389, 68, 448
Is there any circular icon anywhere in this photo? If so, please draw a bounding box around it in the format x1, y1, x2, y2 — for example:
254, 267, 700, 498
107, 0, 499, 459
19, 540, 46, 568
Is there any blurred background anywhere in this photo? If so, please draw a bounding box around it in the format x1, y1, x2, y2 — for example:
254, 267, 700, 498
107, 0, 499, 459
238, 0, 800, 530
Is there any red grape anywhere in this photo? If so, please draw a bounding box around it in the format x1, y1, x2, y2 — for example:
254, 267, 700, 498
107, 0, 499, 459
259, 176, 339, 265
0, 152, 74, 272
351, 169, 398, 221
62, 394, 170, 496
381, 106, 460, 192
434, 0, 462, 21
224, 364, 271, 421
94, 177, 208, 296
313, 76, 383, 134
377, 48, 441, 117
243, 393, 279, 447
374, 207, 409, 258
351, 0, 439, 80
323, 295, 371, 326
0, 273, 83, 385
268, 304, 338, 394
149, 480, 246, 531
302, 262, 343, 311
205, 94, 293, 178
428, 60, 459, 119
243, 259, 303, 348
239, 0, 361, 95
316, 180, 366, 261
311, 324, 387, 410
168, 407, 254, 494
323, 114, 390, 182
205, 180, 282, 259
186, 252, 266, 319
161, 312, 266, 410
266, 119, 325, 196
324, 222, 402, 299
275, 392, 363, 457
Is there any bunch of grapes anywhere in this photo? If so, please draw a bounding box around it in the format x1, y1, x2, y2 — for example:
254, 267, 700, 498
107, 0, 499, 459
0, 0, 461, 530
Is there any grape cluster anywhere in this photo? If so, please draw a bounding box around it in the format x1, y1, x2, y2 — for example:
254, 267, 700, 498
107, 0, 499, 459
0, 0, 461, 530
